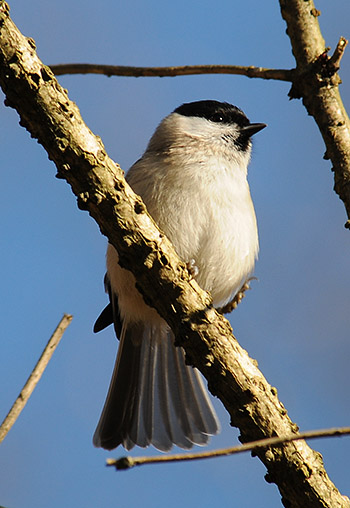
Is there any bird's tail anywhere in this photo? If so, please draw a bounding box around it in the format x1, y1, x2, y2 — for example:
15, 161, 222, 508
93, 322, 220, 451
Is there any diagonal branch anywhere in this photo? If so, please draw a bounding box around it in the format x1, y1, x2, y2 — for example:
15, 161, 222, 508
107, 426, 350, 470
0, 3, 348, 507
279, 0, 350, 227
49, 63, 294, 82
0, 314, 73, 443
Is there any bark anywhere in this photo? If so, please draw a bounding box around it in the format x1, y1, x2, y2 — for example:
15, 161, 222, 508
0, 314, 72, 443
0, 2, 348, 506
49, 62, 294, 81
279, 0, 350, 227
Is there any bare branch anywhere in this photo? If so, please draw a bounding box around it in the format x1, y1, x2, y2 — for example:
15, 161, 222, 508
0, 314, 73, 443
0, 3, 348, 506
279, 0, 350, 227
107, 426, 350, 470
328, 37, 348, 71
49, 62, 294, 82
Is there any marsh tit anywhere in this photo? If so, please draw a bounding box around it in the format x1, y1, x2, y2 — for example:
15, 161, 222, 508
93, 100, 266, 451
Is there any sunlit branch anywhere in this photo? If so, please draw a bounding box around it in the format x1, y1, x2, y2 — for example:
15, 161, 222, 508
107, 426, 350, 470
50, 63, 294, 82
0, 314, 73, 443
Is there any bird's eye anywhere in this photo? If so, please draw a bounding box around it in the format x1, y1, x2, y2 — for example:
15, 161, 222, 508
211, 113, 224, 123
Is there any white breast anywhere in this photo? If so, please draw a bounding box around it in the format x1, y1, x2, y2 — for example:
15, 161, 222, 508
125, 153, 258, 308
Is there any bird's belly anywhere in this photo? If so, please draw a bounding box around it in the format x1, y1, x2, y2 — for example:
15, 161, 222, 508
194, 218, 258, 307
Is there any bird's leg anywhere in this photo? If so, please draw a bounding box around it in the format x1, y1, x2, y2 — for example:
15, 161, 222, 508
186, 259, 199, 279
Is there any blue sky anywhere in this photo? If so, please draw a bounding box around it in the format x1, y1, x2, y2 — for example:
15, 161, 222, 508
1, 1, 350, 506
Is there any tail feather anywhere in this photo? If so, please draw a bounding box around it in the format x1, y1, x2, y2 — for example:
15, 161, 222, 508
152, 337, 177, 450
93, 322, 220, 451
128, 328, 156, 448
166, 339, 203, 448
93, 323, 142, 450
173, 347, 217, 444
130, 329, 174, 451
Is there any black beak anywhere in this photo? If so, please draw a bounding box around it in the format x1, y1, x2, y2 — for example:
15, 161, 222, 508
241, 123, 267, 137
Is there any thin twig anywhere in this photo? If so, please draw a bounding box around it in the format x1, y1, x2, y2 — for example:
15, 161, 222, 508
106, 426, 350, 470
0, 313, 73, 443
49, 63, 295, 82
0, 5, 348, 503
328, 36, 349, 70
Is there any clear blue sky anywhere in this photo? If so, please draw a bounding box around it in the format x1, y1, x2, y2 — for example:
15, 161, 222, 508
1, 1, 349, 506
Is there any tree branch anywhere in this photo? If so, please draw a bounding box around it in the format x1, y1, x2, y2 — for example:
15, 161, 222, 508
49, 63, 294, 82
0, 3, 348, 506
53, 5, 350, 228
0, 314, 72, 443
279, 0, 350, 227
106, 426, 350, 470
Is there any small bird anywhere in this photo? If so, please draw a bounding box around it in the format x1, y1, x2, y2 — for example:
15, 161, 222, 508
93, 100, 266, 451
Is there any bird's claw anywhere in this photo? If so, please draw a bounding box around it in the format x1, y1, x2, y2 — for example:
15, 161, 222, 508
186, 259, 199, 279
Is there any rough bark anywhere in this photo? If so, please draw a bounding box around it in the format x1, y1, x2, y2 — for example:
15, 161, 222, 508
0, 2, 348, 506
279, 0, 350, 227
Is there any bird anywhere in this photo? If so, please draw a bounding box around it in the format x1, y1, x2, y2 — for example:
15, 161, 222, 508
93, 100, 266, 451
